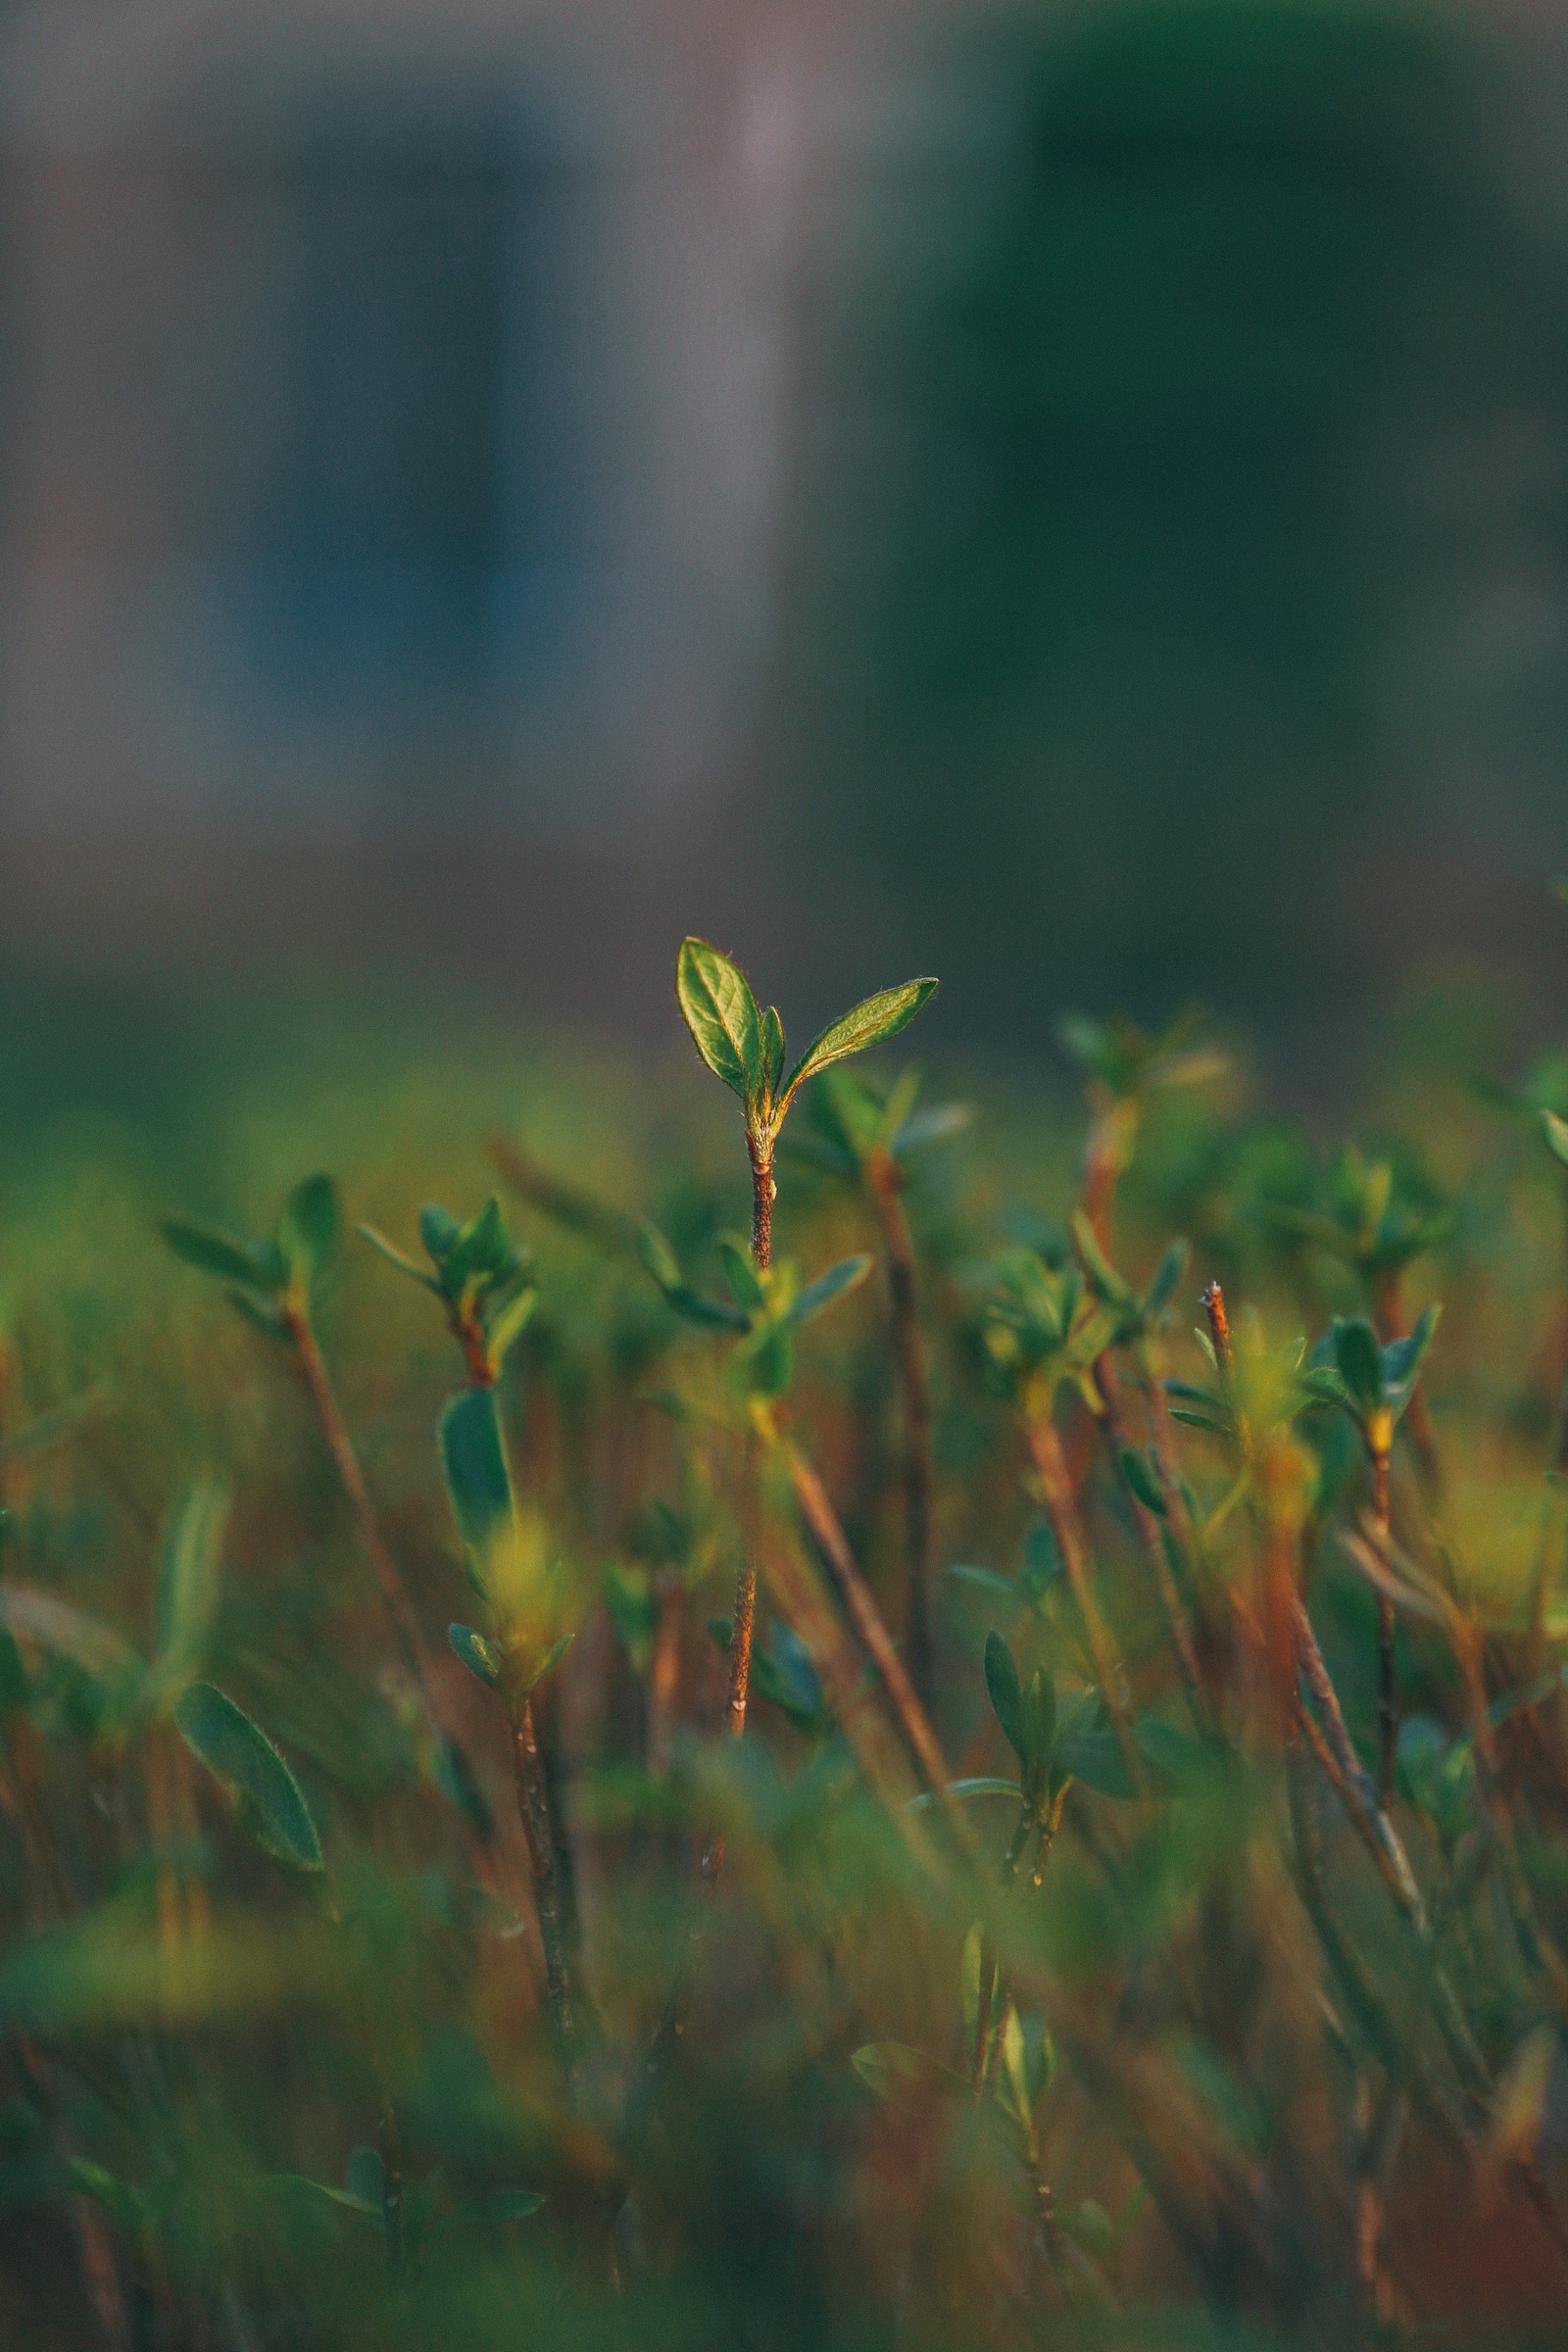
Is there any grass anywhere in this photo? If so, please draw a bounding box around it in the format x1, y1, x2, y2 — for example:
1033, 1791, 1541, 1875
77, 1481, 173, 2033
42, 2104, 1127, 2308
3, 944, 1568, 2348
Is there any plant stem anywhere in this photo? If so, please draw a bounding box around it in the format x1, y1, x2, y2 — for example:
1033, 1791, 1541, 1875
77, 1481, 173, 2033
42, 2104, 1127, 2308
1293, 1601, 1489, 2101
1093, 1355, 1209, 1736
509, 1693, 575, 2091
718, 1131, 776, 1765
782, 1437, 967, 1843
283, 1306, 494, 1842
865, 1147, 936, 1720
1369, 1446, 1396, 1808
1019, 1410, 1139, 1775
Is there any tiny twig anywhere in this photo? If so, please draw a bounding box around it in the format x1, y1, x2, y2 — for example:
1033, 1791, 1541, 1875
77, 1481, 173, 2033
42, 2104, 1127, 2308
865, 1147, 936, 1721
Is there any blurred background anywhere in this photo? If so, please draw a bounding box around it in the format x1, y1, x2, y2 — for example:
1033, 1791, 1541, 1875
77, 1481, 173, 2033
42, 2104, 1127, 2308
2, 0, 1568, 1107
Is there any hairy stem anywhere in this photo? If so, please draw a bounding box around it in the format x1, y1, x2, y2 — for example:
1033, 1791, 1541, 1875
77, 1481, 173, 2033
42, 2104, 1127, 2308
865, 1148, 936, 1721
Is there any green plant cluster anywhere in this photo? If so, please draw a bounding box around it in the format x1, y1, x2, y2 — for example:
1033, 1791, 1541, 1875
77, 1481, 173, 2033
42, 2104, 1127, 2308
4, 938, 1568, 2348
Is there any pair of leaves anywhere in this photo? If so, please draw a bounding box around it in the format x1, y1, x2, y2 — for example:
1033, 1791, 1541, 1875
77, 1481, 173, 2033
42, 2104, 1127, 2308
676, 938, 938, 1144
637, 1223, 871, 1399
1072, 1216, 1190, 1342
1308, 1306, 1441, 1432
1058, 1007, 1226, 1104
983, 1252, 1115, 1403
163, 1173, 340, 1331
792, 1065, 972, 1178
175, 1682, 322, 1876
984, 1631, 1055, 1776
362, 1197, 537, 1382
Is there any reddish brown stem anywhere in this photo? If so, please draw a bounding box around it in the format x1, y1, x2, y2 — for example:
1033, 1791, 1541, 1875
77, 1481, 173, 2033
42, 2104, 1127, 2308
783, 1440, 970, 1840
866, 1148, 936, 1720
1094, 1357, 1208, 1735
1370, 1446, 1396, 1808
284, 1306, 494, 1842
510, 1694, 574, 2088
1021, 1411, 1139, 1773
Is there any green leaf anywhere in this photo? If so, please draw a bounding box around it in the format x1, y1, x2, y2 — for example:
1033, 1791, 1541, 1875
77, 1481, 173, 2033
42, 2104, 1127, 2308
419, 1205, 462, 1267
780, 978, 939, 1113
439, 1390, 514, 1572
526, 1631, 574, 1692
1054, 1729, 1138, 1801
346, 2146, 384, 2210
277, 1174, 340, 1289
150, 1480, 227, 1699
907, 1777, 1021, 1812
358, 1224, 442, 1292
270, 2174, 381, 2227
947, 1564, 1022, 1605
1023, 1667, 1055, 1765
851, 2042, 970, 2110
1545, 1109, 1568, 1170
483, 1286, 537, 1377
1071, 1211, 1133, 1307
161, 1218, 280, 1294
676, 938, 763, 1105
984, 1630, 1029, 1765
1120, 1448, 1167, 1518
717, 1236, 765, 1311
1143, 1238, 1190, 1319
436, 2189, 546, 2233
68, 2158, 149, 2235
789, 1254, 872, 1327
174, 1682, 322, 1873
1382, 1303, 1441, 1416
751, 1622, 824, 1728
1331, 1317, 1384, 1413
635, 1225, 749, 1331
760, 1006, 786, 1106
449, 1624, 502, 1689
446, 1197, 512, 1290
892, 1101, 973, 1160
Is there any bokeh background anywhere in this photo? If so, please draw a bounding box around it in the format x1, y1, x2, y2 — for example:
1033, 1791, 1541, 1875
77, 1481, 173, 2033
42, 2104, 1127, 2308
2, 0, 1568, 1124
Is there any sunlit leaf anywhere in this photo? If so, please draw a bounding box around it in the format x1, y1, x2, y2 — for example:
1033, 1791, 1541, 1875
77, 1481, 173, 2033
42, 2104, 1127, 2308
781, 979, 939, 1112
676, 938, 763, 1104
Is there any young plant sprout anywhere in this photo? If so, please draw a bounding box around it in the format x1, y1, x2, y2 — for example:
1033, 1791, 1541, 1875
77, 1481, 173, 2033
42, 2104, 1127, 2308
1307, 1306, 1442, 1802
671, 938, 937, 1741
359, 1196, 537, 1390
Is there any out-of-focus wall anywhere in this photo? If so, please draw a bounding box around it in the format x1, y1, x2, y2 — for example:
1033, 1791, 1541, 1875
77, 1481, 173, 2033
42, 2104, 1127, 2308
0, 0, 812, 842
2, 0, 1568, 1053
